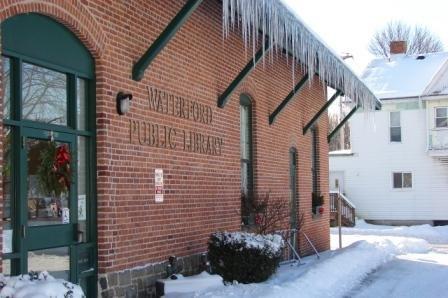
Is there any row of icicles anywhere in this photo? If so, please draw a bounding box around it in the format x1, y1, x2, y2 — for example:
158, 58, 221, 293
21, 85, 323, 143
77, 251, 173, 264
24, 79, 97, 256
222, 0, 377, 111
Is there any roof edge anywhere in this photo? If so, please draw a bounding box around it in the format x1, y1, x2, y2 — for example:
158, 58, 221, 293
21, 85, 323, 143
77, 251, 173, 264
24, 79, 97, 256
422, 58, 448, 95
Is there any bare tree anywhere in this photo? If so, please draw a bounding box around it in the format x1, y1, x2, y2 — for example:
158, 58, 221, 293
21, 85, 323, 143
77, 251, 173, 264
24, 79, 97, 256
241, 192, 290, 234
369, 21, 444, 57
328, 113, 350, 152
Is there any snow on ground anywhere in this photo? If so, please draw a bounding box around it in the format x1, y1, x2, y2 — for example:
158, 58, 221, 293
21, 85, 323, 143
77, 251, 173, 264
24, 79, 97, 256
329, 220, 448, 298
187, 239, 430, 298
331, 219, 448, 244
348, 251, 448, 298
166, 220, 448, 298
0, 271, 84, 298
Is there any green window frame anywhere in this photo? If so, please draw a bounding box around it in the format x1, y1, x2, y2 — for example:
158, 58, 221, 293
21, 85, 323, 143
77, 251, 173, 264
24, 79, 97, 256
311, 127, 319, 194
240, 94, 253, 197
240, 94, 254, 225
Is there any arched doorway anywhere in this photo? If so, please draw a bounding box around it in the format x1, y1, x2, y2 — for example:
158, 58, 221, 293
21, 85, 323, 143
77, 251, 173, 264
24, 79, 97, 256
1, 13, 96, 295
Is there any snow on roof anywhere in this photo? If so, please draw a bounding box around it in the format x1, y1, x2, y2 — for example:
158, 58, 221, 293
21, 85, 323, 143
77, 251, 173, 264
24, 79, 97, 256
329, 149, 353, 156
362, 52, 448, 99
222, 0, 380, 110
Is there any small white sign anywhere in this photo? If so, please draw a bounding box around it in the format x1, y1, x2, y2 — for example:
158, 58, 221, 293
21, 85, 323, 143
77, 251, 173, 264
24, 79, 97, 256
78, 195, 87, 221
62, 208, 70, 224
155, 168, 164, 203
2, 229, 12, 254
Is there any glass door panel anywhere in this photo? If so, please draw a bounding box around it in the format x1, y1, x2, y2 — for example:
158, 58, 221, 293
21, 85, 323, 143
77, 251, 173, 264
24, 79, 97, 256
22, 63, 67, 125
26, 138, 71, 227
77, 136, 88, 242
2, 127, 13, 253
28, 247, 70, 280
2, 57, 11, 119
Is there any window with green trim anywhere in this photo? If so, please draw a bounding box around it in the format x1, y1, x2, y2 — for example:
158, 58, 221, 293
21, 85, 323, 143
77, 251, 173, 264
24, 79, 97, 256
240, 94, 253, 197
311, 127, 320, 194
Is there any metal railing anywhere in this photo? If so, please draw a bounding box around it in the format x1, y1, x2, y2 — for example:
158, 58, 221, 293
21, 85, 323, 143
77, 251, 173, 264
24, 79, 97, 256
274, 229, 320, 265
428, 129, 448, 151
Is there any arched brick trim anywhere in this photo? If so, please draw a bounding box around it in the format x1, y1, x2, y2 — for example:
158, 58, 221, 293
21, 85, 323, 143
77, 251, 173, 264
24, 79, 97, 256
0, 0, 106, 59
238, 79, 257, 106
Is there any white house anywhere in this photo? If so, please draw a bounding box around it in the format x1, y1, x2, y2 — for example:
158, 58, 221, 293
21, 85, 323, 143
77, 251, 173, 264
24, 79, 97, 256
330, 42, 448, 225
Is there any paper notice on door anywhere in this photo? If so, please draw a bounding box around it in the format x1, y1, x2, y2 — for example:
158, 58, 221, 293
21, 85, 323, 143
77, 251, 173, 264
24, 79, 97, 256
62, 207, 70, 224
78, 195, 86, 221
2, 229, 12, 254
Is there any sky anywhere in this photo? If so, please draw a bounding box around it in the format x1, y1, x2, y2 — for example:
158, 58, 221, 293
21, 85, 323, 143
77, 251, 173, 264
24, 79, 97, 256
283, 0, 448, 74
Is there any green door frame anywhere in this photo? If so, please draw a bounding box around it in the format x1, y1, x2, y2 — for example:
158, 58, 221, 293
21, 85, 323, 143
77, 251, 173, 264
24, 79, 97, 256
1, 13, 98, 294
2, 53, 98, 294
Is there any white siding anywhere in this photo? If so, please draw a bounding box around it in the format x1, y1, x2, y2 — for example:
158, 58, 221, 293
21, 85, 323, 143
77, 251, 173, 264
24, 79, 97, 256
330, 104, 448, 221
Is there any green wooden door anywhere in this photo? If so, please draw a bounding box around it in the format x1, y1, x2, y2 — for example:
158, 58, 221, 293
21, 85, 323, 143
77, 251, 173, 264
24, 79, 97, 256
21, 128, 77, 280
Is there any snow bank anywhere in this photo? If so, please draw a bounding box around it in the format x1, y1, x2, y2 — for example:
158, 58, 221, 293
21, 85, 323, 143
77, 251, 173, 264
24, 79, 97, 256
0, 271, 84, 298
332, 234, 431, 254
186, 236, 428, 298
332, 219, 448, 244
164, 272, 223, 297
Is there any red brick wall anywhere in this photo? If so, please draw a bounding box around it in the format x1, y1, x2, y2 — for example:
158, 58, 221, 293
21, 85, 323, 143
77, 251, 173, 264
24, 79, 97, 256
0, 0, 330, 274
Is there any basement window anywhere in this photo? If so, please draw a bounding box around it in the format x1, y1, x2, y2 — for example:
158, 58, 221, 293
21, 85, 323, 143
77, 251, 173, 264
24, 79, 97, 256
393, 172, 412, 189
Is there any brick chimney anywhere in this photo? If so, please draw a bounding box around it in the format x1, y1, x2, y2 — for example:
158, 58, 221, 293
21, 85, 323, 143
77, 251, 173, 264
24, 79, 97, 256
390, 41, 407, 55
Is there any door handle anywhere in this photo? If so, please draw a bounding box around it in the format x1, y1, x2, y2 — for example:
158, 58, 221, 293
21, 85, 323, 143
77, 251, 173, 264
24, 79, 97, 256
21, 225, 26, 238
76, 223, 84, 243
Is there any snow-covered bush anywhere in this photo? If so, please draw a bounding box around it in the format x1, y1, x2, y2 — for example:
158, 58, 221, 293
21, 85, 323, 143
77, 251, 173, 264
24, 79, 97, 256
0, 271, 85, 298
208, 232, 284, 284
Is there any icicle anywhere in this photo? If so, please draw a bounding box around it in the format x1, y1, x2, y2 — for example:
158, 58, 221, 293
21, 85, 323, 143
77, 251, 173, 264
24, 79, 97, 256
222, 0, 378, 111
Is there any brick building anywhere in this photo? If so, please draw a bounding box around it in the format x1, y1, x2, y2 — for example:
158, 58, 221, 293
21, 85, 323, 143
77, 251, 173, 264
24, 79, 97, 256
0, 0, 379, 297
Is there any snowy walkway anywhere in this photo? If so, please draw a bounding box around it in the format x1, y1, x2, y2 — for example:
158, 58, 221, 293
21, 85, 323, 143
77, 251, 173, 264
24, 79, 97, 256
166, 221, 448, 298
331, 220, 448, 298
347, 251, 448, 298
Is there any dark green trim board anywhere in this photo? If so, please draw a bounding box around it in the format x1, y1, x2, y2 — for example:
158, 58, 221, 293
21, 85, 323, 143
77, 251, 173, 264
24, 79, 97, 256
303, 89, 342, 135
2, 14, 94, 79
132, 0, 204, 81
327, 105, 359, 143
218, 40, 271, 108
269, 73, 309, 124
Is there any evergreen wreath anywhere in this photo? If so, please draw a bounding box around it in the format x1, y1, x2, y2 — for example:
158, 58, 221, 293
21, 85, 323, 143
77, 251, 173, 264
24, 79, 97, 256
37, 142, 71, 197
